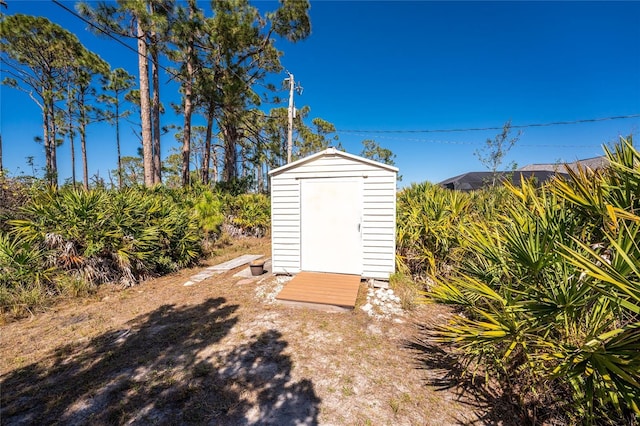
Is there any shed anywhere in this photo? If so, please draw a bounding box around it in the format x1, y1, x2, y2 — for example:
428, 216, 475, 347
269, 148, 398, 279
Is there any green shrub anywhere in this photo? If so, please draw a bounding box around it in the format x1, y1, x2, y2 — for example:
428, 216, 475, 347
0, 233, 54, 288
0, 232, 55, 316
223, 193, 270, 237
193, 191, 225, 236
431, 137, 640, 424
9, 187, 202, 286
396, 182, 461, 278
0, 174, 41, 232
0, 183, 273, 317
215, 176, 254, 196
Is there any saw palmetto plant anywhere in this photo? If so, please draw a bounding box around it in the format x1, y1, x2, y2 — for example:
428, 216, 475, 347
430, 137, 639, 424
9, 187, 203, 286
0, 182, 278, 317
396, 182, 472, 278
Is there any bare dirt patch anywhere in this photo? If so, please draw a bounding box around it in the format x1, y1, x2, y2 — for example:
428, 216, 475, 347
1, 238, 488, 425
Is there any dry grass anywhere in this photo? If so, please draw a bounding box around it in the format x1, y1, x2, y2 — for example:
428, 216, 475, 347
389, 272, 423, 310
0, 237, 490, 425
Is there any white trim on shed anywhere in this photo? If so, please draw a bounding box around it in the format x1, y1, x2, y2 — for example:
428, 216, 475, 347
269, 148, 397, 279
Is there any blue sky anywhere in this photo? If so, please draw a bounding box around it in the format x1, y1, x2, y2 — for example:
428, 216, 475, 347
1, 0, 639, 186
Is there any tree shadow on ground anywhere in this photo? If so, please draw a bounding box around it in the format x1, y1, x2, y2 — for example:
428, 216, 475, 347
1, 297, 320, 425
406, 324, 530, 426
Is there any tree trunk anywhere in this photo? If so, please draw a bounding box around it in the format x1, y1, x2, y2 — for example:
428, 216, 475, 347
257, 161, 263, 193
80, 91, 89, 191
181, 2, 195, 188
201, 138, 210, 185
137, 17, 154, 187
202, 106, 214, 185
211, 144, 219, 184
0, 133, 3, 174
43, 105, 51, 183
151, 42, 161, 185
181, 51, 193, 187
212, 145, 218, 184
50, 107, 58, 188
221, 120, 238, 182
68, 104, 76, 189
115, 97, 122, 189
240, 148, 247, 179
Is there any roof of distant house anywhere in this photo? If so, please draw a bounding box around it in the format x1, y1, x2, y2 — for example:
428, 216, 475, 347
518, 156, 609, 173
439, 170, 565, 191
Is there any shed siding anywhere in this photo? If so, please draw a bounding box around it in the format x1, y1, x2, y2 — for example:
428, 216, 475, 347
361, 172, 396, 279
270, 151, 396, 279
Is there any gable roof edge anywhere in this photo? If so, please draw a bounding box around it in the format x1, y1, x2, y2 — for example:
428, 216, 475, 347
268, 147, 399, 176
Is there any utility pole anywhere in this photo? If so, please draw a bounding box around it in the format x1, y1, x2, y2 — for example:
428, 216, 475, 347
285, 72, 302, 164
286, 72, 294, 163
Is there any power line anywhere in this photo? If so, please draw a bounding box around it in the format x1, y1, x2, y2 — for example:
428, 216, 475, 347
53, 1, 139, 56
337, 132, 604, 148
336, 113, 640, 134
254, 111, 639, 138
249, 111, 620, 147
53, 0, 284, 95
340, 133, 477, 146
52, 0, 190, 85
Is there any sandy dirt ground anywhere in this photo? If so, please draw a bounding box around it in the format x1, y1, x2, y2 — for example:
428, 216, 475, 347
0, 238, 506, 425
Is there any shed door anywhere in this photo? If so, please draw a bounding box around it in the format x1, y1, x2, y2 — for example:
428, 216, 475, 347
300, 178, 362, 275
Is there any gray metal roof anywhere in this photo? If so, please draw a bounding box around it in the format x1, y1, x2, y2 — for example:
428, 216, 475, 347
439, 170, 566, 191
518, 156, 609, 173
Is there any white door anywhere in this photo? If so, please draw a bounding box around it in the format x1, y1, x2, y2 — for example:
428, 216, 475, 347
300, 178, 362, 275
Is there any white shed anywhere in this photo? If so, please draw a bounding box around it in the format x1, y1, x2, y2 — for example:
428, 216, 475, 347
269, 148, 398, 279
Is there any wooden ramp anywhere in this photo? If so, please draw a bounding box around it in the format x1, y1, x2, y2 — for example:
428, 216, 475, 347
276, 272, 361, 310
